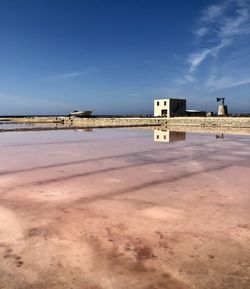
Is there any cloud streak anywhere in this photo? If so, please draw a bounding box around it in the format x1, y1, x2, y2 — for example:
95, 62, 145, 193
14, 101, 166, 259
206, 75, 250, 90
51, 72, 83, 79
187, 39, 231, 73
195, 0, 250, 40
44, 67, 97, 80
45, 71, 86, 80
182, 0, 250, 84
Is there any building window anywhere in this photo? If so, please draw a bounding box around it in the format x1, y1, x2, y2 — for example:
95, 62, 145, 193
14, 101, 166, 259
157, 135, 159, 139
164, 135, 166, 140
164, 101, 167, 106
157, 101, 159, 106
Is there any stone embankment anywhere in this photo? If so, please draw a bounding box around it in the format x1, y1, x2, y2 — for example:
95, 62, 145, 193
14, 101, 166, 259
162, 117, 250, 128
63, 117, 162, 127
3, 117, 63, 123
6, 117, 163, 127
2, 116, 250, 130
161, 125, 250, 135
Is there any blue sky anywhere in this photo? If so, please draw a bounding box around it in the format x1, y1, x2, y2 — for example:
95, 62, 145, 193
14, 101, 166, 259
0, 0, 249, 115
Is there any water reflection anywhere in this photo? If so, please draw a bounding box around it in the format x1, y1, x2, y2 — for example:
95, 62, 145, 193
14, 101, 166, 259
216, 133, 224, 139
0, 121, 94, 132
75, 128, 93, 132
154, 129, 186, 143
0, 121, 63, 130
0, 121, 38, 130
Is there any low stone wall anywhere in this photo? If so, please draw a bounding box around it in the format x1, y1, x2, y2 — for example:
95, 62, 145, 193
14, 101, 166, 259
63, 117, 162, 127
6, 116, 250, 129
161, 125, 250, 135
162, 117, 250, 128
9, 117, 63, 123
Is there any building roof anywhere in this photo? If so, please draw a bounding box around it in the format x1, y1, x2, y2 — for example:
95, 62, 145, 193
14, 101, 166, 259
154, 98, 186, 101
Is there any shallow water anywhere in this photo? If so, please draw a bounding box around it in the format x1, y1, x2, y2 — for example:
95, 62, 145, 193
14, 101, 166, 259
0, 128, 249, 289
0, 121, 56, 130
0, 122, 32, 130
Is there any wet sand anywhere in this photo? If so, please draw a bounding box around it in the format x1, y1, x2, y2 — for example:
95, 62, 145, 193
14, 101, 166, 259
0, 129, 249, 289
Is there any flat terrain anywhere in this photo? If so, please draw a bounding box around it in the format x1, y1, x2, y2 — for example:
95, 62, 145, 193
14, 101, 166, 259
0, 129, 249, 289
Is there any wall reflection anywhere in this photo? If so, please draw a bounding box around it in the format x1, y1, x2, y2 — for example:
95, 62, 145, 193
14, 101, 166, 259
154, 129, 186, 143
75, 128, 93, 132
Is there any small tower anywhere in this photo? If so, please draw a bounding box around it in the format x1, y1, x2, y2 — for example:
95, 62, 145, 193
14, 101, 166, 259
217, 97, 228, 116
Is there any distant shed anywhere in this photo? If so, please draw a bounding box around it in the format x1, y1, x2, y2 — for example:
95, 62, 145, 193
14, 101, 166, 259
186, 110, 206, 117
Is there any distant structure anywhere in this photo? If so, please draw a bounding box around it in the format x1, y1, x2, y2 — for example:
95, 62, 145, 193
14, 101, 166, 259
154, 98, 186, 117
154, 129, 186, 143
217, 97, 228, 116
186, 110, 206, 117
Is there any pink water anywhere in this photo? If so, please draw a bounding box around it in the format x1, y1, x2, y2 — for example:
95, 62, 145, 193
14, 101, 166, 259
0, 128, 249, 289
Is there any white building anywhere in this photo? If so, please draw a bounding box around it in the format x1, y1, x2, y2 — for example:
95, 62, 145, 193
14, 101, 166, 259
154, 129, 186, 143
154, 98, 186, 117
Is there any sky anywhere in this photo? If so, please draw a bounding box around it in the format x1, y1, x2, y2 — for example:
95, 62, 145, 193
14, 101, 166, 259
0, 0, 250, 115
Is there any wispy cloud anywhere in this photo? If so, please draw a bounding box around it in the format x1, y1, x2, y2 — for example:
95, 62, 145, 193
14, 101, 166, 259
188, 49, 212, 73
200, 2, 229, 23
181, 0, 250, 84
206, 75, 250, 90
195, 0, 250, 40
176, 74, 195, 84
45, 71, 86, 80
43, 68, 96, 80
51, 72, 83, 79
187, 39, 231, 73
195, 27, 209, 38
144, 60, 155, 65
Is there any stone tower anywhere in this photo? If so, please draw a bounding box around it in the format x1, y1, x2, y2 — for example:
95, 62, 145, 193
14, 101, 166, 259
217, 98, 228, 116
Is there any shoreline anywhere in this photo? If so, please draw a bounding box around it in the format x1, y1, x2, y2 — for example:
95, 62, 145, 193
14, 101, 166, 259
1, 124, 250, 136
1, 116, 250, 135
1, 116, 250, 128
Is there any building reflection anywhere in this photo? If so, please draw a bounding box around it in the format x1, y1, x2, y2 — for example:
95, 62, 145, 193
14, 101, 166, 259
154, 129, 186, 143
